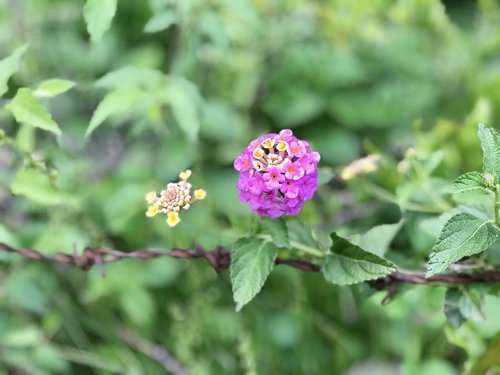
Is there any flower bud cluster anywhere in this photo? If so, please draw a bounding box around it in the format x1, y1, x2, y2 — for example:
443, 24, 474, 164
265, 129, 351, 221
234, 129, 320, 218
145, 170, 206, 227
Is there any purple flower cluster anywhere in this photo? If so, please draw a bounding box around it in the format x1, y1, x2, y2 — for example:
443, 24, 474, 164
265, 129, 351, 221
234, 129, 320, 218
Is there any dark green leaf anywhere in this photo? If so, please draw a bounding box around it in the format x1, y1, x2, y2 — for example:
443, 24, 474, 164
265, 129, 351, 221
230, 238, 277, 311
322, 233, 396, 285
444, 288, 484, 328
426, 213, 498, 277
444, 288, 466, 328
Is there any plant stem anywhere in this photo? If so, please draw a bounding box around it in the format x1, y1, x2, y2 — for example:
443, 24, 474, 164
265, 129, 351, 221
289, 240, 325, 257
257, 234, 324, 257
495, 189, 500, 226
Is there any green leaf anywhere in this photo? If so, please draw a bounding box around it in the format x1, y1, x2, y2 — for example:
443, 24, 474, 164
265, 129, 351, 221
144, 10, 177, 33
10, 169, 75, 206
161, 78, 200, 142
286, 220, 317, 248
230, 238, 277, 311
357, 221, 403, 257
34, 79, 76, 97
426, 213, 498, 277
0, 44, 28, 97
7, 88, 62, 136
260, 218, 289, 248
5, 270, 46, 314
86, 87, 145, 138
453, 171, 489, 194
94, 66, 164, 89
444, 288, 466, 328
119, 287, 155, 327
83, 0, 117, 43
444, 288, 485, 328
321, 233, 396, 285
478, 123, 500, 178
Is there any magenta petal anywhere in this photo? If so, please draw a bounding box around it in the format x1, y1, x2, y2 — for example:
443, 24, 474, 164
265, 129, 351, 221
234, 129, 320, 218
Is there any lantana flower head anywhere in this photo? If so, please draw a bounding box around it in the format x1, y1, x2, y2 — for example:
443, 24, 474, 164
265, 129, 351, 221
145, 170, 206, 227
234, 129, 320, 218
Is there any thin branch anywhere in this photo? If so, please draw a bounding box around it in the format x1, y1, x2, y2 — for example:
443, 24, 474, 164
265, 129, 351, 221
1, 242, 500, 288
115, 325, 190, 375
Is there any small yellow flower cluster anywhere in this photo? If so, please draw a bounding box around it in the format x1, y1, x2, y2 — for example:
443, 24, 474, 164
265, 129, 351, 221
145, 170, 206, 227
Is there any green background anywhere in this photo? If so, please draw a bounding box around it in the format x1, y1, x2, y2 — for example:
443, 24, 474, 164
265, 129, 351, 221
0, 0, 500, 374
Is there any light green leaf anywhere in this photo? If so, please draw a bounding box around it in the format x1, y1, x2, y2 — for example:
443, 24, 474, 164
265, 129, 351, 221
34, 79, 76, 97
5, 271, 46, 314
83, 0, 117, 43
322, 233, 396, 285
426, 213, 498, 277
94, 66, 164, 89
478, 123, 500, 178
86, 87, 145, 138
7, 88, 61, 136
10, 169, 75, 206
453, 171, 489, 194
357, 221, 403, 257
260, 218, 289, 248
230, 238, 277, 311
0, 44, 28, 97
119, 287, 155, 327
144, 10, 177, 33
286, 220, 317, 248
15, 124, 35, 153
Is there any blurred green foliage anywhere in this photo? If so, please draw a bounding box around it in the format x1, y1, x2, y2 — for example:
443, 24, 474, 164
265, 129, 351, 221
1, 0, 500, 374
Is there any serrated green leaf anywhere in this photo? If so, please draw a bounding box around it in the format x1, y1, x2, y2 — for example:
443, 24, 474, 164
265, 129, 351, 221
453, 171, 489, 194
144, 10, 177, 33
357, 221, 403, 257
34, 79, 76, 97
321, 233, 396, 285
230, 238, 277, 311
10, 169, 75, 206
0, 44, 28, 97
426, 213, 498, 277
260, 218, 289, 248
7, 88, 61, 136
83, 0, 117, 43
86, 87, 145, 138
478, 123, 500, 178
